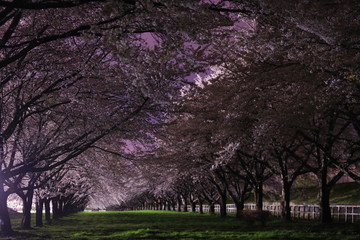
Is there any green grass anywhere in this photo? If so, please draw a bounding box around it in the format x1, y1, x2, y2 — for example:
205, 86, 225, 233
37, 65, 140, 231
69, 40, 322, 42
7, 210, 360, 240
291, 182, 360, 204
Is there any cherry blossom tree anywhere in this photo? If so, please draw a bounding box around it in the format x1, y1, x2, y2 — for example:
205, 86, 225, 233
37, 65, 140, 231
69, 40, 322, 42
0, 0, 238, 234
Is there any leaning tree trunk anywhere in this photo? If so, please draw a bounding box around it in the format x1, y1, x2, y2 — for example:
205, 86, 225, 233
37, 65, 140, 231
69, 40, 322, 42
0, 184, 13, 235
21, 189, 34, 229
254, 183, 263, 210
36, 198, 44, 227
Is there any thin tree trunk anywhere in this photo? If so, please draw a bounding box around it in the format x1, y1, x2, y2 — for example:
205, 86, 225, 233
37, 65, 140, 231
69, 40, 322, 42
199, 200, 204, 214
58, 197, 64, 217
36, 198, 44, 227
44, 198, 51, 223
159, 200, 163, 210
52, 198, 59, 220
183, 197, 188, 212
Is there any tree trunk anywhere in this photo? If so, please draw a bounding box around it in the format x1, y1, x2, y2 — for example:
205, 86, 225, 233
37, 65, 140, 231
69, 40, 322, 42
183, 197, 188, 212
199, 200, 204, 214
177, 197, 182, 212
254, 183, 263, 210
159, 200, 163, 210
21, 189, 34, 229
230, 186, 248, 218
235, 201, 245, 218
0, 185, 13, 235
36, 198, 44, 227
281, 182, 292, 221
191, 201, 196, 212
58, 197, 64, 217
219, 193, 227, 217
209, 202, 215, 214
167, 202, 171, 211
44, 198, 51, 223
52, 198, 59, 220
319, 173, 332, 223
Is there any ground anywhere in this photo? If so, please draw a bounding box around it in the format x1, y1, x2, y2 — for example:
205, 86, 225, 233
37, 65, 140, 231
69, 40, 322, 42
6, 210, 360, 240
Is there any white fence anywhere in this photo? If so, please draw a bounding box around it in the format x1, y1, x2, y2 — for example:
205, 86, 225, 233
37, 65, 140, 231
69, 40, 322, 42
186, 203, 360, 223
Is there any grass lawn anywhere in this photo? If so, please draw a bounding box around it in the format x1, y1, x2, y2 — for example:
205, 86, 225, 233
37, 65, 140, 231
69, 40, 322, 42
290, 182, 360, 205
6, 210, 360, 240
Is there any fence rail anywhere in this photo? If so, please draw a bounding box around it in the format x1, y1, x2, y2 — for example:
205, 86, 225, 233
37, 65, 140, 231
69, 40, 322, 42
186, 203, 360, 223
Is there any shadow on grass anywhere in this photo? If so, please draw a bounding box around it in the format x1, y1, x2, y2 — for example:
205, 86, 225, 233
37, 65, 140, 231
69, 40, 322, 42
6, 210, 360, 240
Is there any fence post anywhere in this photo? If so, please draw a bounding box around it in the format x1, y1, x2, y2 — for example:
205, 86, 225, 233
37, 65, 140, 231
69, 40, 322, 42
345, 207, 348, 222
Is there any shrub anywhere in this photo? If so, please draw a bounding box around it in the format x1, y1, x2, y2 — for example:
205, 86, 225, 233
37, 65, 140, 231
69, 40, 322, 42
238, 210, 271, 226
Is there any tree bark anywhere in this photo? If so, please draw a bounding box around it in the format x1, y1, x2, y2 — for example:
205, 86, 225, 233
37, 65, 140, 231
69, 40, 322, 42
159, 199, 163, 210
281, 182, 292, 221
220, 193, 227, 217
219, 192, 227, 217
21, 189, 34, 229
209, 202, 215, 214
58, 197, 64, 217
44, 198, 51, 223
191, 201, 196, 212
52, 198, 59, 220
36, 198, 44, 227
254, 183, 263, 210
199, 200, 204, 214
235, 201, 245, 218
176, 196, 182, 212
183, 197, 188, 212
319, 171, 332, 223
0, 185, 13, 235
